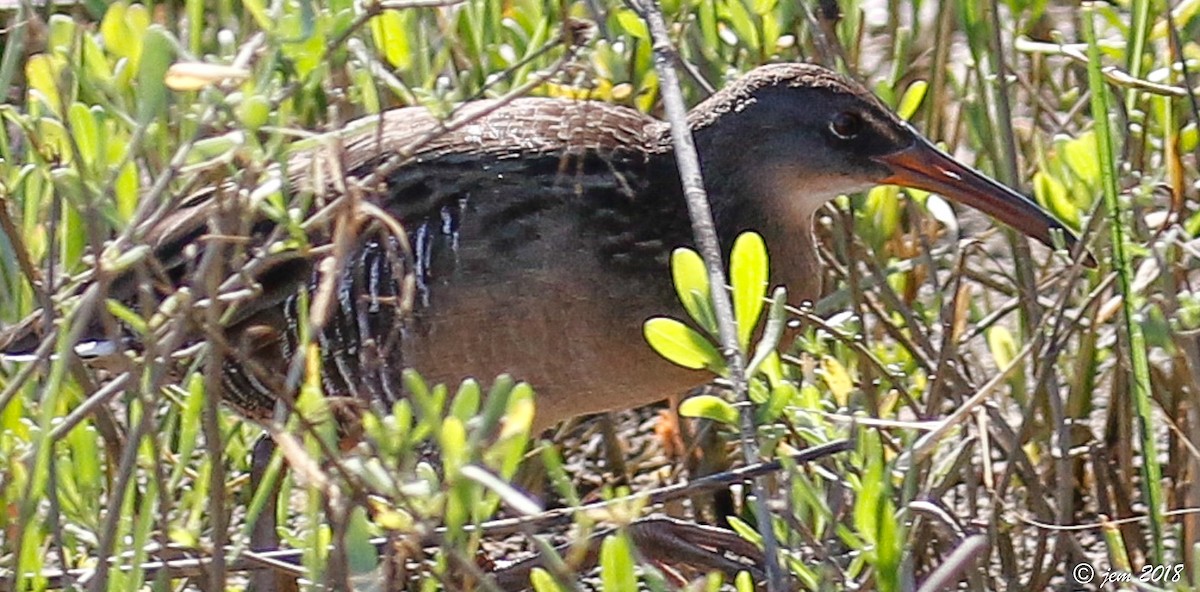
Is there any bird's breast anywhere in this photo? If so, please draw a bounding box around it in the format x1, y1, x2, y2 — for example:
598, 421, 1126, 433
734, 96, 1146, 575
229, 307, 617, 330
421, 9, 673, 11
387, 152, 704, 428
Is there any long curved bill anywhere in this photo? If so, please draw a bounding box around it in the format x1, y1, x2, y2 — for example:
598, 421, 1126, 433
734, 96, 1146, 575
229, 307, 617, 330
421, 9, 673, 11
873, 136, 1094, 267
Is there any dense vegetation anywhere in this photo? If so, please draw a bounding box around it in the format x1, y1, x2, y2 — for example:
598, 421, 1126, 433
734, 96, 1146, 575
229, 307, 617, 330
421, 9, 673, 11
0, 0, 1197, 590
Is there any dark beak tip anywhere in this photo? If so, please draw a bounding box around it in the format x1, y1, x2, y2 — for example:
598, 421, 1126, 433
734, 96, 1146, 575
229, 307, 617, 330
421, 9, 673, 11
1054, 227, 1096, 268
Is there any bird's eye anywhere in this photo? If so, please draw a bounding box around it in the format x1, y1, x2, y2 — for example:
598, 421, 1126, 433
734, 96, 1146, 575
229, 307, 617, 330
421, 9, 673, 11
829, 111, 863, 139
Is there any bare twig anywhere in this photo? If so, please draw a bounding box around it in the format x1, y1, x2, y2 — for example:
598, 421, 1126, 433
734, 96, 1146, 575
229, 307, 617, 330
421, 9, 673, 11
630, 1, 784, 589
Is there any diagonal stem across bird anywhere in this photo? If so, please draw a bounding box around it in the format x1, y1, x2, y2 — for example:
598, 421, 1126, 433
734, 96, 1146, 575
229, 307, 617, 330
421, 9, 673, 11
0, 63, 1083, 432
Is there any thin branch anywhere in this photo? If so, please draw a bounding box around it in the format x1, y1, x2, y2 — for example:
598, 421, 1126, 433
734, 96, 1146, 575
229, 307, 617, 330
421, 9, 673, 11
631, 1, 784, 589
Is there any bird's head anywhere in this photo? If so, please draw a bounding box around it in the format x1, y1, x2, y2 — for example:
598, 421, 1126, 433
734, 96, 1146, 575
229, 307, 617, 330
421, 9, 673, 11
689, 63, 1086, 263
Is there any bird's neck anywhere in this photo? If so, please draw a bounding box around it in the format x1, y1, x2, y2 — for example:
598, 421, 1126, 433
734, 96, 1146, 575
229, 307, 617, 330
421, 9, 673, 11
764, 214, 823, 305
713, 191, 824, 305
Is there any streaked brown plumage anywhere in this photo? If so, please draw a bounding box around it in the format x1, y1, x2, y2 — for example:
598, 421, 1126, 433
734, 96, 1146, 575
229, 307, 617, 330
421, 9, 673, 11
1, 64, 1080, 430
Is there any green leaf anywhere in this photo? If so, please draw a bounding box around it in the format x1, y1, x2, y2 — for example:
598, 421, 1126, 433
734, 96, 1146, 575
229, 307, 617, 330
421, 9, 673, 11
67, 103, 99, 169
25, 55, 62, 112
820, 355, 853, 407
47, 15, 76, 56
242, 0, 271, 29
721, 0, 760, 49
402, 369, 443, 433
66, 424, 100, 504
1180, 123, 1199, 155
239, 94, 271, 130
35, 116, 70, 161
369, 10, 413, 69
730, 232, 768, 349
699, 2, 719, 57
105, 299, 148, 336
614, 8, 650, 41
492, 384, 534, 480
81, 34, 112, 84
440, 416, 469, 534
123, 4, 151, 43
352, 68, 382, 114
172, 376, 204, 487
678, 394, 738, 425
735, 571, 755, 592
750, 0, 777, 16
1060, 130, 1101, 189
703, 572, 724, 591
530, 568, 567, 592
671, 247, 716, 334
113, 160, 138, 223
863, 185, 902, 246
756, 381, 796, 424
746, 286, 786, 383
187, 131, 244, 164
475, 375, 514, 439
440, 416, 468, 474
643, 317, 724, 372
747, 373, 769, 404
136, 26, 174, 124
53, 171, 86, 265
726, 515, 761, 547
853, 433, 901, 591
345, 507, 379, 576
986, 326, 1018, 369
895, 80, 928, 121
635, 70, 659, 113
449, 379, 481, 424
600, 534, 637, 591
761, 12, 781, 53
1032, 170, 1079, 230
100, 3, 133, 60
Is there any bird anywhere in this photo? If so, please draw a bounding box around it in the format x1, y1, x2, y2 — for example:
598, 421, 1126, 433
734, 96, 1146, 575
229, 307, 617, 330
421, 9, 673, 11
1, 63, 1081, 433
0, 61, 1084, 588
